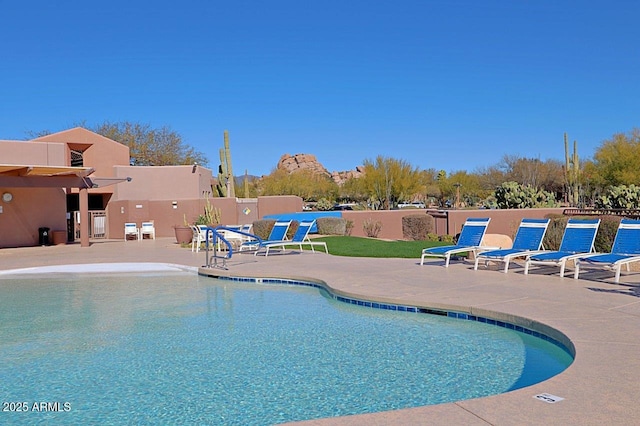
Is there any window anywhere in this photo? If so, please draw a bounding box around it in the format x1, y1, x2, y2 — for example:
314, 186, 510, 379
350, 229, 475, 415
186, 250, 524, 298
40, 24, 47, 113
70, 149, 84, 167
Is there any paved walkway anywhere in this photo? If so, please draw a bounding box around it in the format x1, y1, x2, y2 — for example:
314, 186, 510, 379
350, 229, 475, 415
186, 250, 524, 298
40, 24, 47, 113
1, 238, 639, 425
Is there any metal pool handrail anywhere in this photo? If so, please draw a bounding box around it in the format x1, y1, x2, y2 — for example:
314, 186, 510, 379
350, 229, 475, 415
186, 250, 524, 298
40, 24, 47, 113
203, 226, 262, 269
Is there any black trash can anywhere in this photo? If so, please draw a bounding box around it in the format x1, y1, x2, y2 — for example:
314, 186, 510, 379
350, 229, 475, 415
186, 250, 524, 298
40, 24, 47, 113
38, 227, 50, 246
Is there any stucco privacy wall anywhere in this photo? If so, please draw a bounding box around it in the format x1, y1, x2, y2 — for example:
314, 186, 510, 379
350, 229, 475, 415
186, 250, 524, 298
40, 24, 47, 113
339, 208, 566, 239
443, 208, 566, 236
107, 196, 303, 239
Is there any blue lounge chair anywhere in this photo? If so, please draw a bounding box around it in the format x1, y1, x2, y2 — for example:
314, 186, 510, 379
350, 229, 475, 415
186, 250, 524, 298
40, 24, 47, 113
420, 218, 490, 267
524, 218, 600, 277
574, 218, 640, 283
239, 220, 292, 252
474, 218, 550, 273
256, 220, 328, 257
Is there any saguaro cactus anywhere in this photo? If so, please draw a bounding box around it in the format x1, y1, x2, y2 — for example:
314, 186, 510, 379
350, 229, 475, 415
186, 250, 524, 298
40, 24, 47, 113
243, 169, 250, 198
564, 133, 580, 207
216, 130, 236, 197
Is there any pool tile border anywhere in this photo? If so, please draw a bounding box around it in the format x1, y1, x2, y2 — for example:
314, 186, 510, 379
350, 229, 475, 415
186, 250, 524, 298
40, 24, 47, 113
211, 274, 573, 357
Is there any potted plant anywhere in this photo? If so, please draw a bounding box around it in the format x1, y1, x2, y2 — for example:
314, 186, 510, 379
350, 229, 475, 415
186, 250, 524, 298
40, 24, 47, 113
174, 214, 193, 245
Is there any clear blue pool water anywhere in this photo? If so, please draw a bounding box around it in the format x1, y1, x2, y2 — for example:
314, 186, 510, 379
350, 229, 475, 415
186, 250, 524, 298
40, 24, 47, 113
0, 271, 572, 425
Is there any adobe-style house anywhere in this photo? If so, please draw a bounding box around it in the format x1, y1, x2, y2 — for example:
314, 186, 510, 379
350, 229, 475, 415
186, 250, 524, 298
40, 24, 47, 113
0, 127, 302, 248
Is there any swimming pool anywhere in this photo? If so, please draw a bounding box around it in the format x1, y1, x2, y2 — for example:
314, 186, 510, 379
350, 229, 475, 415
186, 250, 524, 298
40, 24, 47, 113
0, 268, 572, 424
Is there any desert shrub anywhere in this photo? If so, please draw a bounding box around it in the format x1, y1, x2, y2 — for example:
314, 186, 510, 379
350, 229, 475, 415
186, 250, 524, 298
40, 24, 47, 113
402, 214, 434, 241
317, 217, 347, 235
286, 220, 299, 240
426, 233, 439, 241
345, 220, 354, 236
252, 219, 276, 240
595, 215, 621, 252
542, 215, 568, 251
439, 234, 455, 243
363, 218, 382, 238
316, 198, 334, 211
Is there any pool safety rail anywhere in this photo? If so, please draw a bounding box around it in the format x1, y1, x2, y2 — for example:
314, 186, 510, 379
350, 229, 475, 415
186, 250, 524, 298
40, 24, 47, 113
203, 226, 261, 269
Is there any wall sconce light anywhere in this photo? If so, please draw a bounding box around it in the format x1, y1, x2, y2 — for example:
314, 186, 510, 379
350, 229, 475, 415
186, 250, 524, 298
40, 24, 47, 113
2, 192, 13, 203
172, 201, 178, 209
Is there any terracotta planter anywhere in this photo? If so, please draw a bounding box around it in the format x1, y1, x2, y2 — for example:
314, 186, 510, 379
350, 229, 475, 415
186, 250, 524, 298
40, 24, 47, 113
174, 226, 193, 244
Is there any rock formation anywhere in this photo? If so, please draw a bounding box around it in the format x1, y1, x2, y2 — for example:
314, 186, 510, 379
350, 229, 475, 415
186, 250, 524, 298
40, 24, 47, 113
277, 153, 363, 185
277, 153, 329, 176
331, 166, 364, 186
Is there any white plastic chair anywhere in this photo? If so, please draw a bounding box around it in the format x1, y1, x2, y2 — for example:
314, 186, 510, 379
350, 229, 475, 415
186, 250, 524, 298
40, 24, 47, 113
240, 224, 253, 242
124, 223, 139, 241
191, 225, 206, 252
140, 221, 156, 240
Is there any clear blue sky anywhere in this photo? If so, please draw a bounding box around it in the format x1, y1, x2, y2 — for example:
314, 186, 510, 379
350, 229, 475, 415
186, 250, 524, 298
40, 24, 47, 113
2, 0, 638, 176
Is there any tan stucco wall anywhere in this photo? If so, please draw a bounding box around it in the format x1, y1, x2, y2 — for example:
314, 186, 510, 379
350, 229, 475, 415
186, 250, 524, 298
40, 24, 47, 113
0, 187, 67, 247
443, 208, 566, 238
113, 165, 213, 201
33, 127, 130, 176
108, 199, 205, 239
257, 196, 303, 218
339, 208, 567, 240
107, 197, 262, 239
33, 128, 130, 196
0, 140, 67, 166
340, 210, 435, 239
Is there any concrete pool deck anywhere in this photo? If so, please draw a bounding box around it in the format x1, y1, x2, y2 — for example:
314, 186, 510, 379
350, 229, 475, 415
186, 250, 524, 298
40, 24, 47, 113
1, 238, 639, 425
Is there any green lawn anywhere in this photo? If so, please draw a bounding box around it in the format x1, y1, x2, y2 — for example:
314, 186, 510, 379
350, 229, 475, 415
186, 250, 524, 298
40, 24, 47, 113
311, 236, 449, 258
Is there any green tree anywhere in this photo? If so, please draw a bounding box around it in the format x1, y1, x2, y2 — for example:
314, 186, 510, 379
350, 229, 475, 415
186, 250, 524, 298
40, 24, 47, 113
339, 176, 369, 204
359, 156, 422, 209
259, 169, 339, 201
419, 168, 440, 206
590, 128, 640, 187
92, 121, 208, 166
448, 170, 487, 207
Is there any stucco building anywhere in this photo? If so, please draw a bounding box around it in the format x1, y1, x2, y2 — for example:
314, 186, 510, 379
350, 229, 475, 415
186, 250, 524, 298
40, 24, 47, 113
0, 127, 302, 248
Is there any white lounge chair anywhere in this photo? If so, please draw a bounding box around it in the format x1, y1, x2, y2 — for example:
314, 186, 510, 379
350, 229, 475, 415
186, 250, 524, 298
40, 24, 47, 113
524, 218, 600, 277
474, 218, 550, 273
574, 218, 640, 283
420, 218, 491, 267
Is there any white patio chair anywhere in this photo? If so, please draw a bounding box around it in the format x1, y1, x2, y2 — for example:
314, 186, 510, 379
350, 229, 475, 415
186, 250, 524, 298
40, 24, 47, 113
124, 222, 139, 241
140, 221, 156, 240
